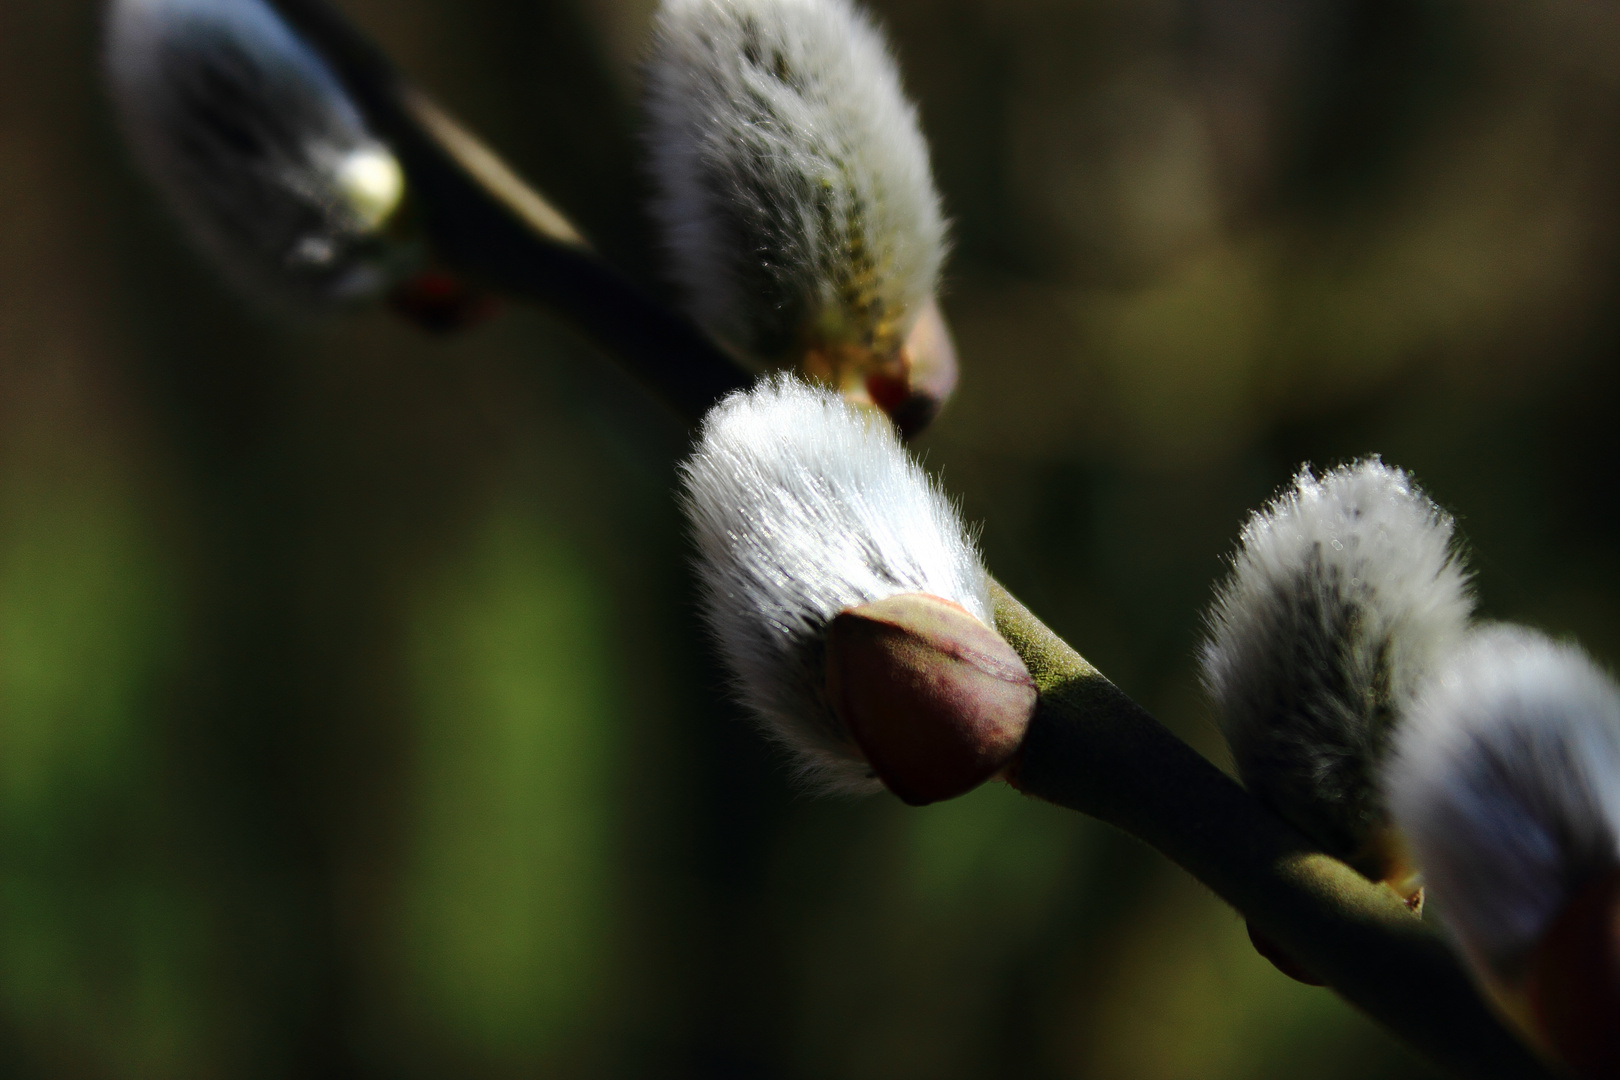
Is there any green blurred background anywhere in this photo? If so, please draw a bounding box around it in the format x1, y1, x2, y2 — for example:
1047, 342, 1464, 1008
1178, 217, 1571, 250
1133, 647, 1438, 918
1, 0, 1618, 1075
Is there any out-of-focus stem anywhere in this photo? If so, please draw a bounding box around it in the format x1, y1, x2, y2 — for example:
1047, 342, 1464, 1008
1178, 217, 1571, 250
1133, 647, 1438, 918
992, 581, 1556, 1080
260, 0, 752, 420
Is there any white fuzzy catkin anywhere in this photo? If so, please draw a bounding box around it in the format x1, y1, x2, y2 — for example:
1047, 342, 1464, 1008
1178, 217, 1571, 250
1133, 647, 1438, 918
644, 0, 947, 361
1201, 458, 1474, 863
106, 0, 412, 307
680, 375, 991, 792
1387, 626, 1620, 982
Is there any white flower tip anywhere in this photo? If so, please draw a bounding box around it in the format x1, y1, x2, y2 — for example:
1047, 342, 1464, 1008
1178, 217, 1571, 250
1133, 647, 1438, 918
644, 0, 947, 365
105, 0, 415, 308
679, 374, 990, 793
1387, 624, 1620, 983
1200, 457, 1475, 866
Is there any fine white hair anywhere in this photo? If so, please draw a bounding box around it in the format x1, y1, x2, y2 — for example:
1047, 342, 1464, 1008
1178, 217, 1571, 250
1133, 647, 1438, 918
644, 0, 947, 361
1201, 458, 1474, 863
105, 0, 412, 307
1387, 625, 1620, 982
680, 375, 990, 792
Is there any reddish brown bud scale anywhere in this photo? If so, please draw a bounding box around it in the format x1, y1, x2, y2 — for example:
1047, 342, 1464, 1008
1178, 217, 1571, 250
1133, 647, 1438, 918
1526, 867, 1620, 1079
802, 299, 959, 438
825, 592, 1037, 806
880, 299, 959, 438
389, 270, 499, 333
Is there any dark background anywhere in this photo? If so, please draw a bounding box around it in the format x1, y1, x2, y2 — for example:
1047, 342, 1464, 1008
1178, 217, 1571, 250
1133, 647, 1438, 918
1, 0, 1617, 1075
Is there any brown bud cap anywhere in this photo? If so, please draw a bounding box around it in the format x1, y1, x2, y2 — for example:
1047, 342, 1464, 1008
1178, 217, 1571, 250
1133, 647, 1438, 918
803, 299, 960, 439
1526, 866, 1620, 1079
866, 299, 959, 439
825, 592, 1037, 806
389, 270, 499, 333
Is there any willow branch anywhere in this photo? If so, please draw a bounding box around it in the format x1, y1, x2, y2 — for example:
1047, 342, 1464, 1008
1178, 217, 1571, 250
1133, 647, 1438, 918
255, 3, 1552, 1076
262, 0, 752, 420
993, 582, 1554, 1080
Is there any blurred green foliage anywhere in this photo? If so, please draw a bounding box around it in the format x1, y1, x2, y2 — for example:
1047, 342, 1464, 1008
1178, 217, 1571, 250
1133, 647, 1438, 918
1, 0, 1618, 1075
390, 507, 616, 1067
0, 460, 193, 1076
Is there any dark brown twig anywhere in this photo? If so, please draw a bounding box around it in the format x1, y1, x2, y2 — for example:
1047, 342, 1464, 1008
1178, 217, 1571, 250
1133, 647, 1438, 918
994, 583, 1555, 1080
264, 0, 752, 421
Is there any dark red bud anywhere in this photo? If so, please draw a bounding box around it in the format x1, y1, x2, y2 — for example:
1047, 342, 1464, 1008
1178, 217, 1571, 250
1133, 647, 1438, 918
885, 299, 958, 439
1526, 867, 1620, 1079
389, 270, 499, 333
826, 592, 1037, 806
803, 300, 959, 439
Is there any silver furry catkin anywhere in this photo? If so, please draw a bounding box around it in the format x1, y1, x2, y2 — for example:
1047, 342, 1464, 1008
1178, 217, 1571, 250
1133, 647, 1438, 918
106, 0, 415, 308
1387, 625, 1620, 985
680, 375, 991, 792
1201, 458, 1474, 877
644, 0, 947, 369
